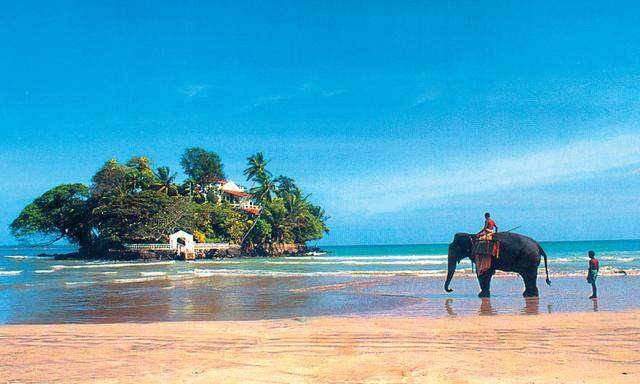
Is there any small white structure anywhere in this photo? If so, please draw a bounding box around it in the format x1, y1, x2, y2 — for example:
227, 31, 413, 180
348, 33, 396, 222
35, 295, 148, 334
124, 231, 236, 259
169, 230, 195, 254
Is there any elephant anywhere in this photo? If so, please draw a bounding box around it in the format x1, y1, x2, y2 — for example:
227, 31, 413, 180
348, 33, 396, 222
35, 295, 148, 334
444, 232, 551, 297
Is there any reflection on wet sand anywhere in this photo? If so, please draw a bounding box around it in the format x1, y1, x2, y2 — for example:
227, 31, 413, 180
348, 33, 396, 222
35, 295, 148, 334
479, 298, 496, 316
522, 297, 540, 315
1, 273, 637, 323
443, 297, 552, 317
445, 298, 456, 317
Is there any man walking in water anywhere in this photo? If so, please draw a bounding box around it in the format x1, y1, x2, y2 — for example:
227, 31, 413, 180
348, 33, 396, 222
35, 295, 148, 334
477, 212, 498, 241
587, 250, 599, 299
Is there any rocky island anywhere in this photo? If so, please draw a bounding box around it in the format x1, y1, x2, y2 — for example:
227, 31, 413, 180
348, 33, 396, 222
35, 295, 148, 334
11, 148, 329, 259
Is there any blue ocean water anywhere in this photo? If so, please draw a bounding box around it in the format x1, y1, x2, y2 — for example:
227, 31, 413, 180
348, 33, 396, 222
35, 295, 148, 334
1, 240, 639, 323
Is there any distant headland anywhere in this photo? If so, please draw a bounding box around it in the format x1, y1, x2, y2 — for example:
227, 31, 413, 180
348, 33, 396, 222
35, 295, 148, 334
10, 148, 329, 259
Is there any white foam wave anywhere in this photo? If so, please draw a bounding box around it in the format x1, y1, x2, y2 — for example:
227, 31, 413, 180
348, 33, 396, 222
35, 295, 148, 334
189, 260, 247, 264
3, 255, 53, 259
185, 268, 450, 278
51, 261, 175, 270
173, 266, 640, 279
266, 260, 448, 266
283, 255, 449, 261
65, 281, 94, 286
34, 269, 55, 274
140, 271, 167, 277
112, 276, 169, 284
0, 270, 22, 276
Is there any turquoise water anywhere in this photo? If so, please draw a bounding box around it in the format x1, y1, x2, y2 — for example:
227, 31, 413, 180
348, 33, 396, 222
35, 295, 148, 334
1, 240, 639, 323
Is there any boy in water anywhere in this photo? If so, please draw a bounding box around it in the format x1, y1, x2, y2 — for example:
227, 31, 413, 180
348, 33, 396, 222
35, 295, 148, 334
587, 250, 599, 299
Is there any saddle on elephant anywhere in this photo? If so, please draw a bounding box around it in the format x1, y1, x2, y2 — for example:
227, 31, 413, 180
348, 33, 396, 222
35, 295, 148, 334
472, 237, 500, 276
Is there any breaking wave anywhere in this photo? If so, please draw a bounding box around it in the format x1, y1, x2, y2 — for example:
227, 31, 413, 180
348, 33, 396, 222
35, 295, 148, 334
3, 255, 54, 259
0, 271, 22, 276
283, 255, 449, 261
139, 271, 167, 277
51, 261, 175, 270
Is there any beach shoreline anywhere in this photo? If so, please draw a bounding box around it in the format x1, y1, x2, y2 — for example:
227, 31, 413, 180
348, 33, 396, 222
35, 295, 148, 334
1, 310, 638, 383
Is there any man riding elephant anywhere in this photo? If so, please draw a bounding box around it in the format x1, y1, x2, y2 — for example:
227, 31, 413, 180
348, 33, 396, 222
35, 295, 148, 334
477, 212, 498, 241
444, 231, 551, 297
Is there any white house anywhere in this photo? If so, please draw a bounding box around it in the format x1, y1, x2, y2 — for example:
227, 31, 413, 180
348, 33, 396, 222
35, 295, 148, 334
213, 180, 261, 215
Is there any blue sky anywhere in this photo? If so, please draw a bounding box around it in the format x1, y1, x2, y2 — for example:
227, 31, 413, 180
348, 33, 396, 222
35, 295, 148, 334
1, 1, 640, 245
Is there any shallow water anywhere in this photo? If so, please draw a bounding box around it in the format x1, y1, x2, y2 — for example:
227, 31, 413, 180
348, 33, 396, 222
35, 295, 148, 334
1, 241, 639, 324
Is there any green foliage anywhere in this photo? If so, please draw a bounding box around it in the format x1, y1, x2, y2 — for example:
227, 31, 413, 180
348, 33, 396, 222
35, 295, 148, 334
11, 149, 329, 254
208, 203, 251, 243
10, 184, 92, 246
245, 218, 272, 245
274, 175, 299, 197
153, 166, 179, 196
250, 173, 277, 202
91, 159, 129, 197
125, 156, 156, 192
244, 152, 270, 181
180, 147, 225, 185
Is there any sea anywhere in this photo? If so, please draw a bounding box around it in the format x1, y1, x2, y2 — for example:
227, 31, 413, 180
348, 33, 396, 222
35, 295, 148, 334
1, 240, 639, 324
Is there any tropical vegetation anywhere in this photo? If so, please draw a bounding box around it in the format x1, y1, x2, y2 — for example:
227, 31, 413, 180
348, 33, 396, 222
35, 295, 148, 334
10, 148, 329, 257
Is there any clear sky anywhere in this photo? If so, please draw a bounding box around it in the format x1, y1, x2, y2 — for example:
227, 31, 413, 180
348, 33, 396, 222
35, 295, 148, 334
1, 1, 640, 245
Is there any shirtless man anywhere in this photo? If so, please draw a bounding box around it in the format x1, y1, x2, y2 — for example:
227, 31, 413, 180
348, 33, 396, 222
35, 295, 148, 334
477, 212, 498, 240
587, 250, 599, 299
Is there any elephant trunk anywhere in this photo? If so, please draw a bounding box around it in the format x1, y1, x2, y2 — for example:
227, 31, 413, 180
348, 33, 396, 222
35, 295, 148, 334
444, 248, 457, 293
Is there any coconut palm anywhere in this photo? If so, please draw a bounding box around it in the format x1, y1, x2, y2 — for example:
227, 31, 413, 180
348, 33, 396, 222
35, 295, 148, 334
283, 191, 308, 241
274, 175, 299, 197
153, 166, 178, 196
251, 173, 277, 202
309, 204, 331, 234
244, 152, 271, 182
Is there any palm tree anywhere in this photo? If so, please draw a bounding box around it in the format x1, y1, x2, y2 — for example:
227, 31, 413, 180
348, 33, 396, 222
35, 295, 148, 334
309, 204, 331, 234
283, 191, 309, 242
250, 173, 276, 202
274, 175, 299, 197
244, 152, 271, 182
154, 166, 178, 196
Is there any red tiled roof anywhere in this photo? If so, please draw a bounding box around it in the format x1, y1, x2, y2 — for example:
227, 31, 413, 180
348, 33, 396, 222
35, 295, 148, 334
240, 207, 261, 215
223, 189, 252, 197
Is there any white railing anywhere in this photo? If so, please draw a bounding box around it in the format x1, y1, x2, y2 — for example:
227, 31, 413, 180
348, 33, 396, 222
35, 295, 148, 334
194, 243, 232, 250
230, 202, 261, 209
125, 243, 234, 251
124, 243, 171, 250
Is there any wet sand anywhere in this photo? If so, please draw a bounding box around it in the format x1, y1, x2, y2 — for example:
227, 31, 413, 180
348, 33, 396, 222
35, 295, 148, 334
1, 310, 639, 383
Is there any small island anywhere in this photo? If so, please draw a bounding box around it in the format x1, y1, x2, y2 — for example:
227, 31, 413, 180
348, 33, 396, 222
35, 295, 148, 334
10, 148, 329, 259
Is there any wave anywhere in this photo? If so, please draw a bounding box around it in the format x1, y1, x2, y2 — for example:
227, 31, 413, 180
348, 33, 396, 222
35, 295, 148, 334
34, 269, 55, 274
65, 281, 94, 286
283, 255, 449, 261
174, 267, 640, 279
112, 276, 170, 284
185, 268, 450, 278
139, 271, 167, 277
51, 261, 175, 270
0, 271, 22, 276
265, 260, 449, 266
3, 255, 54, 259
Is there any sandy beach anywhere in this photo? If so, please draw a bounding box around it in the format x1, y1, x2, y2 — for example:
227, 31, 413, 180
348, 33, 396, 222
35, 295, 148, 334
1, 310, 638, 383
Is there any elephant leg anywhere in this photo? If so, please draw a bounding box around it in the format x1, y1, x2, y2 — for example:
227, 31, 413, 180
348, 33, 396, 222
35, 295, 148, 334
477, 270, 494, 298
521, 269, 539, 297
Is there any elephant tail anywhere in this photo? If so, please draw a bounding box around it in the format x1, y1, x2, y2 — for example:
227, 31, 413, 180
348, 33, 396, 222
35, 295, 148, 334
540, 246, 551, 285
